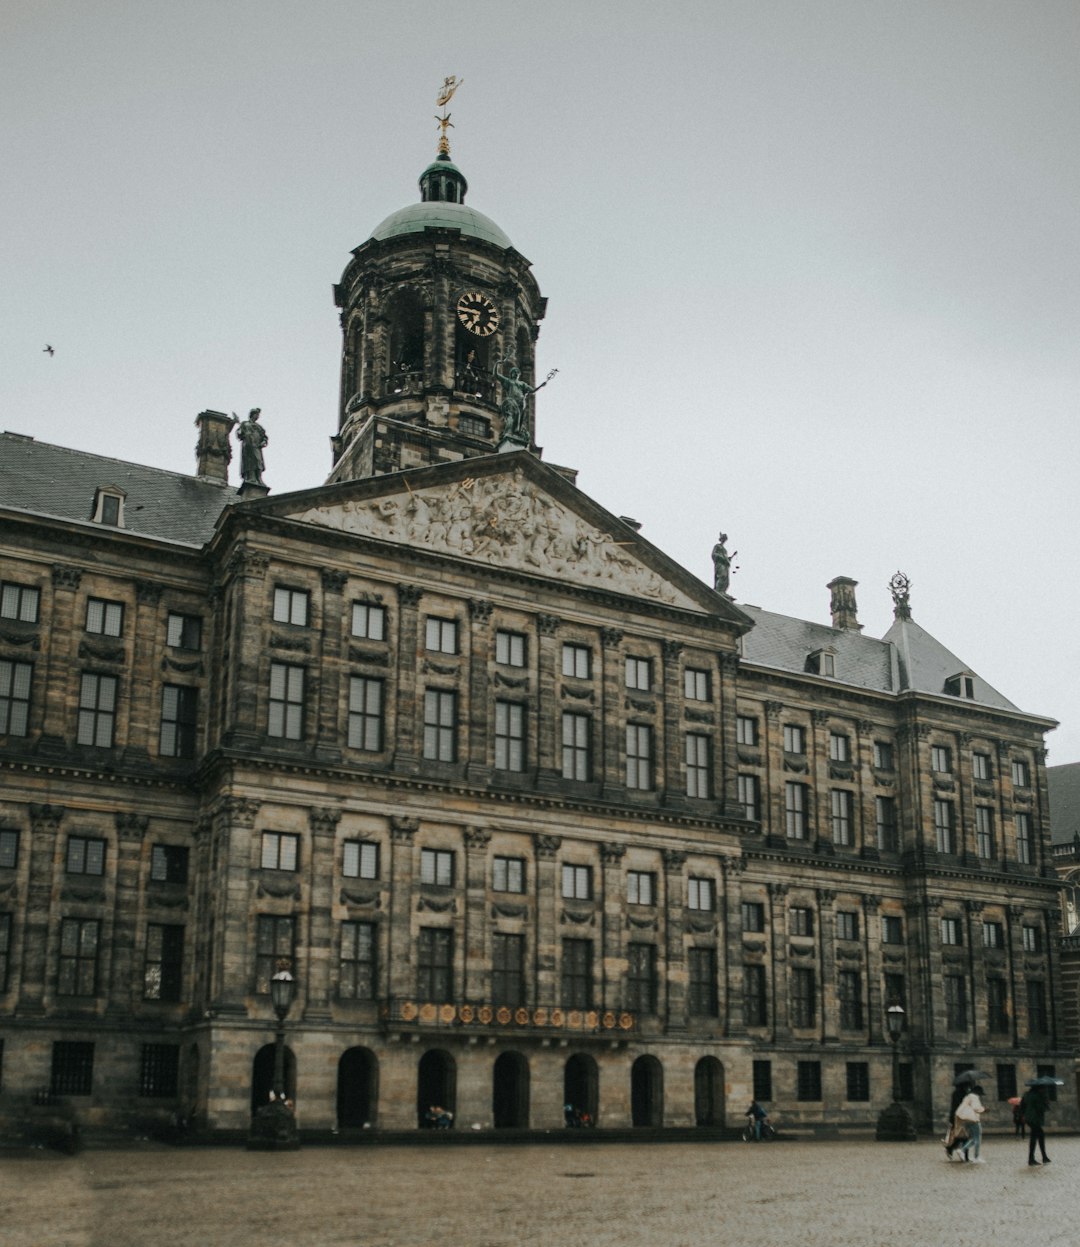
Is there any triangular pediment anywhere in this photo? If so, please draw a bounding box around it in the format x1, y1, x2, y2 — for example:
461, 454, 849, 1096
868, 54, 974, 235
266, 455, 744, 621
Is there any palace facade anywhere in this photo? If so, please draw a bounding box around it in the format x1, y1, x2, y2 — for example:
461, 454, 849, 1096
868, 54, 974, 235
0, 140, 1071, 1140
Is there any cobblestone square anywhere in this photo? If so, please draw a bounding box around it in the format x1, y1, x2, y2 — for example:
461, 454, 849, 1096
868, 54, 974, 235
2, 1135, 1075, 1247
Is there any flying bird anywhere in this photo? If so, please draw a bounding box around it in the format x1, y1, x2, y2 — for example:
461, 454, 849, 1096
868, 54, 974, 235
43, 345, 54, 356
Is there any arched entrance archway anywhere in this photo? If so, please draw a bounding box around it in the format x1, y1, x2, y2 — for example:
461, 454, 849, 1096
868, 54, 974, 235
250, 1043, 296, 1112
337, 1047, 378, 1129
492, 1051, 530, 1128
417, 1049, 456, 1128
694, 1057, 725, 1126
563, 1053, 599, 1125
631, 1055, 663, 1127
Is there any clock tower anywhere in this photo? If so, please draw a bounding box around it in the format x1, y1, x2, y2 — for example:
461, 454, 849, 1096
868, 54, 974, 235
328, 99, 546, 483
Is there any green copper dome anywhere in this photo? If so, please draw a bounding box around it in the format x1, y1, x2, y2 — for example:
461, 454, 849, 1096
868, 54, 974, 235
370, 201, 512, 249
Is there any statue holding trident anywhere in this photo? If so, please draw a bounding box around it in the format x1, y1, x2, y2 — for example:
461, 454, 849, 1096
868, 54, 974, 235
493, 352, 558, 449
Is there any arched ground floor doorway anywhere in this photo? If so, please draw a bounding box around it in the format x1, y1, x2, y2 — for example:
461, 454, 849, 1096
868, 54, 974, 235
250, 1043, 296, 1113
694, 1056, 725, 1126
337, 1046, 378, 1129
492, 1051, 529, 1128
417, 1048, 456, 1128
631, 1055, 663, 1127
563, 1053, 599, 1126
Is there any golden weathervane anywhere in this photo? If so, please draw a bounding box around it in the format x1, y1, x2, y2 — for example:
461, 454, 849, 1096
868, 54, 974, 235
435, 74, 463, 156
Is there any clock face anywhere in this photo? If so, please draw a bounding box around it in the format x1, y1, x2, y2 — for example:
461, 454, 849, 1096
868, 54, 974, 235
456, 291, 499, 337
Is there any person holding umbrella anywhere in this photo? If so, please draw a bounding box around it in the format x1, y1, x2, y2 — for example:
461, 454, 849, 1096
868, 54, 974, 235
955, 1085, 987, 1162
945, 1070, 988, 1160
1021, 1077, 1062, 1166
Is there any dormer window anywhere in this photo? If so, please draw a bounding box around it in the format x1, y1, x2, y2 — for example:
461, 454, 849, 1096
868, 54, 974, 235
944, 672, 975, 699
806, 648, 836, 677
92, 486, 125, 527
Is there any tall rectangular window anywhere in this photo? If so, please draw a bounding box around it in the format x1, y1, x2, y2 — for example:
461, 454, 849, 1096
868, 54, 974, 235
931, 745, 952, 773
494, 701, 526, 772
423, 689, 457, 762
58, 918, 99, 995
734, 773, 757, 820
85, 597, 123, 637
339, 921, 376, 1000
261, 832, 299, 872
873, 740, 894, 770
876, 795, 898, 852
351, 602, 386, 641
625, 724, 653, 790
846, 1062, 870, 1102
743, 964, 767, 1026
143, 924, 184, 1001
254, 915, 294, 994
159, 685, 198, 758
626, 942, 657, 1013
348, 677, 384, 751
417, 927, 453, 1000
838, 970, 863, 1029
66, 836, 106, 876
166, 612, 202, 650
561, 712, 591, 781
627, 871, 655, 906
273, 587, 309, 626
687, 877, 714, 912
1027, 980, 1048, 1035
783, 724, 805, 754
562, 643, 591, 679
688, 947, 718, 1016
492, 856, 525, 893
684, 668, 710, 701
829, 732, 849, 763
736, 715, 758, 747
785, 782, 808, 840
420, 848, 454, 887
975, 806, 995, 859
150, 844, 188, 884
343, 840, 379, 880
561, 938, 592, 1008
797, 1061, 822, 1101
424, 617, 457, 654
51, 1041, 94, 1096
1012, 759, 1031, 788
0, 581, 40, 623
0, 660, 32, 736
987, 977, 1009, 1034
830, 789, 853, 846
0, 912, 11, 992
495, 630, 526, 667
791, 967, 816, 1027
933, 800, 955, 854
492, 932, 525, 1005
77, 672, 117, 747
752, 1059, 772, 1101
1015, 813, 1033, 865
944, 975, 967, 1029
138, 1043, 180, 1097
685, 733, 711, 798
268, 663, 305, 740
625, 656, 651, 691
0, 829, 18, 870
561, 864, 592, 900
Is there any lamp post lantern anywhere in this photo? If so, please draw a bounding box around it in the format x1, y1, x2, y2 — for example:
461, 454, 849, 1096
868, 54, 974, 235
247, 963, 300, 1150
875, 1001, 917, 1141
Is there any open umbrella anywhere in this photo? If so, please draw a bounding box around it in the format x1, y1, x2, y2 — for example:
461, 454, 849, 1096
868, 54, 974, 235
953, 1069, 991, 1085
1024, 1076, 1065, 1087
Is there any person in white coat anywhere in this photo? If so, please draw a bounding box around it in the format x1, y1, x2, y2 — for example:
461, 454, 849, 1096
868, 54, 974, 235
956, 1085, 987, 1162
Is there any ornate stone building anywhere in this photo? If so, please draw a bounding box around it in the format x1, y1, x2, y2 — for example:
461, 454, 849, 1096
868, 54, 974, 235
0, 138, 1071, 1139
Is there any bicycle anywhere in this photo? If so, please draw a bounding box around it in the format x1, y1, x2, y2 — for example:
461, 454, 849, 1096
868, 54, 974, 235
741, 1118, 777, 1142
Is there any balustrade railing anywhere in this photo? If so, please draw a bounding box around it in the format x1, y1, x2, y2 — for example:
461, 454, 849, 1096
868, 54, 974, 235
381, 998, 636, 1035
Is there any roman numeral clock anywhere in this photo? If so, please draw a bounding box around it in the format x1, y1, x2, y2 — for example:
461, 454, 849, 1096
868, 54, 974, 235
456, 291, 500, 337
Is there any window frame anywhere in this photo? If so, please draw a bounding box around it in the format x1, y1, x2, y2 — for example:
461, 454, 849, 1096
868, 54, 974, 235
830, 788, 854, 846
828, 731, 849, 763
166, 612, 202, 651
343, 839, 379, 880
561, 937, 593, 1009
688, 945, 718, 1017
561, 643, 591, 680
685, 732, 711, 798
416, 926, 453, 1000
491, 931, 526, 1006
424, 616, 458, 655
339, 920, 377, 1001
683, 667, 710, 701
561, 711, 591, 782
624, 656, 652, 692
625, 941, 658, 1013
150, 843, 188, 885
494, 630, 527, 667
272, 586, 309, 627
268, 662, 305, 741
627, 870, 656, 907
736, 715, 758, 747
159, 684, 198, 759
494, 699, 527, 772
625, 723, 653, 791
422, 688, 457, 763
836, 910, 859, 941
350, 601, 386, 641
58, 917, 100, 996
77, 672, 117, 748
492, 855, 525, 894
143, 922, 184, 1002
687, 876, 714, 912
347, 675, 384, 752
0, 659, 32, 736
785, 781, 808, 840
85, 597, 123, 637
254, 915, 295, 995
561, 863, 592, 901
260, 831, 300, 872
783, 724, 805, 754
0, 580, 40, 624
66, 836, 106, 877
420, 847, 454, 888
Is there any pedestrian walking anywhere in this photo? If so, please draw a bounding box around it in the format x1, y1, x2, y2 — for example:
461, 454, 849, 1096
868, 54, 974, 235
1022, 1086, 1052, 1166
956, 1085, 986, 1162
943, 1083, 968, 1159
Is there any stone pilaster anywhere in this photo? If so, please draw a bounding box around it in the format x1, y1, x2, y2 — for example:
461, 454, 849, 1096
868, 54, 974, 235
816, 888, 837, 1043
600, 842, 626, 1013
465, 601, 493, 782
126, 581, 162, 759
660, 640, 683, 804
463, 826, 491, 1001
108, 812, 149, 1013
304, 806, 341, 1019
392, 585, 422, 772
221, 548, 269, 748
863, 895, 884, 1044
721, 857, 744, 1035
210, 795, 260, 1013
662, 849, 687, 1029
18, 804, 65, 1013
41, 566, 82, 744
717, 652, 741, 817
387, 817, 417, 1000
599, 629, 624, 798
767, 882, 790, 1039
533, 834, 561, 1005
315, 570, 348, 762
535, 614, 560, 787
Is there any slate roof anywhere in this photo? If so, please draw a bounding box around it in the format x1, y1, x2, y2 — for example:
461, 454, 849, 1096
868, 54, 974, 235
0, 432, 238, 547
739, 602, 1022, 712
1048, 762, 1080, 845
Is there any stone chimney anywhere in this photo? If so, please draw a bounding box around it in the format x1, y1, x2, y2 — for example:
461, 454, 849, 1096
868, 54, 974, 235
194, 409, 235, 482
827, 576, 862, 631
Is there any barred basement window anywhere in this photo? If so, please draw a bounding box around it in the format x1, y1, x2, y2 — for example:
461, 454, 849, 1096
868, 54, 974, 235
343, 840, 379, 880
752, 1058, 772, 1101
139, 1043, 180, 1097
51, 1041, 94, 1096
339, 921, 376, 1000
846, 1062, 870, 1102
351, 602, 386, 641
143, 924, 184, 1001
348, 676, 384, 751
0, 660, 32, 736
797, 1061, 822, 1101
996, 1064, 1018, 1100
420, 848, 454, 887
150, 844, 188, 884
273, 587, 309, 627
0, 580, 40, 623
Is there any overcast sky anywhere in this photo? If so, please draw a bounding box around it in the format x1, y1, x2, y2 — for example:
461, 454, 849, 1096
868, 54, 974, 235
3, 1, 1078, 760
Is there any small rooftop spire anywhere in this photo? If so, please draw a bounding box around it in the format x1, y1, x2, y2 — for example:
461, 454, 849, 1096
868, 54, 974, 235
889, 571, 912, 620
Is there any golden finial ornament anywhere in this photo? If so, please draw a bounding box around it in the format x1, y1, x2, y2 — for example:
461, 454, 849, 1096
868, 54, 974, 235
434, 75, 463, 156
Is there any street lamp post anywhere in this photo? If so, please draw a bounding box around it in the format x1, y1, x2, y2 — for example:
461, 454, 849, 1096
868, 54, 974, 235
247, 965, 300, 1150
875, 1002, 917, 1141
